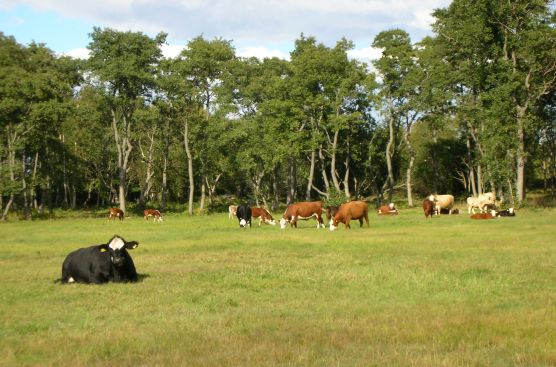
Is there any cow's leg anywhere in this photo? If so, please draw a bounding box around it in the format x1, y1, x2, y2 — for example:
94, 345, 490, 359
345, 215, 352, 229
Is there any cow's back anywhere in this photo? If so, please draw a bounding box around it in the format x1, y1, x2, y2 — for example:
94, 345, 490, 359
62, 246, 112, 284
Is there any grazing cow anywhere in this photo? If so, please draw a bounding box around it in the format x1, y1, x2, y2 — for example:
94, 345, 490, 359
466, 196, 481, 214
61, 235, 139, 284
228, 205, 238, 219
144, 209, 163, 222
251, 207, 276, 226
377, 203, 399, 215
429, 194, 455, 215
423, 198, 434, 218
330, 201, 369, 230
440, 208, 459, 214
109, 208, 124, 221
497, 207, 516, 217
236, 204, 252, 228
280, 201, 325, 229
470, 210, 499, 220
467, 192, 497, 213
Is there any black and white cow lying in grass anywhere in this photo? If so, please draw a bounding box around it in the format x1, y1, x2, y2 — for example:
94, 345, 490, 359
61, 235, 139, 284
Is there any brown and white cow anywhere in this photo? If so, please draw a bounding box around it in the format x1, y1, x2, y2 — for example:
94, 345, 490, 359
470, 210, 499, 220
329, 201, 369, 230
144, 209, 163, 222
280, 201, 325, 229
228, 205, 238, 219
429, 194, 454, 215
109, 208, 124, 221
251, 207, 276, 226
422, 198, 434, 218
377, 203, 399, 215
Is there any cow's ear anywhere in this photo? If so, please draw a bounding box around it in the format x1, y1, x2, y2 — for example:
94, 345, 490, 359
125, 241, 139, 250
99, 245, 109, 253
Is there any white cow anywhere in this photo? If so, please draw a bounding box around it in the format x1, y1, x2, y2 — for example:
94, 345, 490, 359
467, 192, 496, 213
428, 194, 455, 215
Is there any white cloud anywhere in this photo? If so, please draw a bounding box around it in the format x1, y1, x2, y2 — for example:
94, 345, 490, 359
236, 46, 290, 60
11, 0, 451, 45
59, 47, 90, 59
347, 47, 383, 64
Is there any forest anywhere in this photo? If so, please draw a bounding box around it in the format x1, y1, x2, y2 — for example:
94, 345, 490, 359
1, 0, 556, 220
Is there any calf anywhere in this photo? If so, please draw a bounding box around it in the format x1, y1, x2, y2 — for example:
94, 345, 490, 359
108, 208, 124, 221
377, 203, 399, 215
61, 235, 139, 284
497, 208, 516, 217
228, 205, 238, 219
144, 209, 163, 222
330, 201, 369, 230
422, 199, 434, 218
236, 204, 252, 228
470, 210, 499, 220
440, 208, 459, 214
251, 207, 276, 226
280, 201, 325, 229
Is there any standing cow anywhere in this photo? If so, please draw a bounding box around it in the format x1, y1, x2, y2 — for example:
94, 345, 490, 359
108, 208, 124, 221
329, 201, 369, 230
429, 194, 455, 215
61, 235, 139, 284
236, 204, 252, 228
144, 209, 163, 222
280, 201, 325, 229
423, 198, 434, 218
251, 207, 276, 226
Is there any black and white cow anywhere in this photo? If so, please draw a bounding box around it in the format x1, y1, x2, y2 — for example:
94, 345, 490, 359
61, 235, 139, 284
236, 204, 252, 228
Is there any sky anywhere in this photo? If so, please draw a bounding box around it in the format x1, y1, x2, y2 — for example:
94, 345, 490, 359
0, 0, 452, 65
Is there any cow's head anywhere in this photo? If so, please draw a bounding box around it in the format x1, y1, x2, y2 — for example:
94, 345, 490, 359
239, 219, 247, 227
491, 209, 499, 218
508, 207, 514, 214
279, 218, 288, 229
329, 218, 339, 231
101, 235, 139, 267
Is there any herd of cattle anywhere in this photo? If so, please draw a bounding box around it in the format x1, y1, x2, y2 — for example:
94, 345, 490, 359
60, 193, 515, 284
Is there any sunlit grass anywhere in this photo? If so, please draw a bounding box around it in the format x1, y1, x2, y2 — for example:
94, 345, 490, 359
1, 208, 555, 366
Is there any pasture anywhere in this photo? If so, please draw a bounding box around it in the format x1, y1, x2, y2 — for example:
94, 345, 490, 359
1, 207, 555, 366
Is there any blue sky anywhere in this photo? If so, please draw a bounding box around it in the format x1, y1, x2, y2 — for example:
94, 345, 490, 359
1, 0, 452, 62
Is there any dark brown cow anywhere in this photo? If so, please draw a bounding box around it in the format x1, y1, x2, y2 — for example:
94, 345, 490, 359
470, 210, 499, 220
144, 209, 163, 222
440, 208, 460, 215
280, 201, 325, 229
109, 208, 124, 221
329, 201, 369, 230
377, 203, 399, 215
251, 207, 276, 226
422, 199, 434, 218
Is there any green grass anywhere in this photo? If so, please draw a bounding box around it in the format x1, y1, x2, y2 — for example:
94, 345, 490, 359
1, 208, 555, 366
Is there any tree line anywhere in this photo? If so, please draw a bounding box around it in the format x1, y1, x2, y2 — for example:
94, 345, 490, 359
1, 0, 556, 220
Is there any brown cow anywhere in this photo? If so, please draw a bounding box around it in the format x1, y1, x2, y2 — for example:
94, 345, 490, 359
108, 208, 124, 221
144, 209, 163, 222
251, 207, 276, 226
280, 201, 325, 229
470, 210, 499, 220
329, 201, 369, 230
377, 203, 398, 215
422, 199, 434, 218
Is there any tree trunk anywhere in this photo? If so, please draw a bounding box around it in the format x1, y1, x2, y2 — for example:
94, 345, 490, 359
385, 113, 396, 203
112, 110, 133, 214
516, 106, 527, 204
330, 129, 342, 192
183, 118, 194, 215
287, 157, 296, 205
305, 151, 316, 201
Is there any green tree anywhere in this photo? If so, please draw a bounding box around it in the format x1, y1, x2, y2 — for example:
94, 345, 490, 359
87, 27, 166, 213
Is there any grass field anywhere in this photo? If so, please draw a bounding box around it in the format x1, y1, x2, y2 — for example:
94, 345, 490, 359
1, 207, 555, 366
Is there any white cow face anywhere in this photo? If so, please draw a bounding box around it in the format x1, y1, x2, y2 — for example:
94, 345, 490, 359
508, 207, 514, 214
279, 218, 288, 229
329, 222, 337, 231
239, 219, 247, 227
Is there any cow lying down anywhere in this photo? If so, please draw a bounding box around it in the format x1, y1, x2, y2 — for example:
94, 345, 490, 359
61, 235, 139, 284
